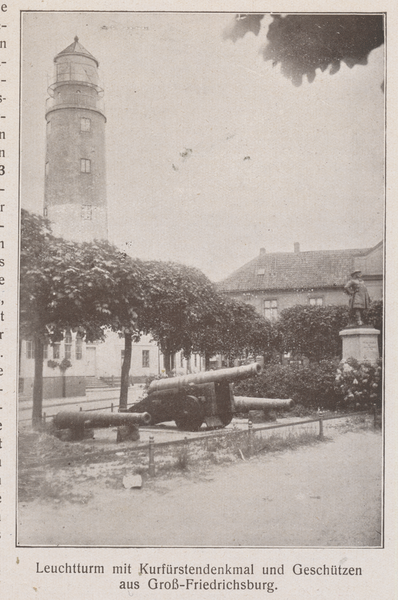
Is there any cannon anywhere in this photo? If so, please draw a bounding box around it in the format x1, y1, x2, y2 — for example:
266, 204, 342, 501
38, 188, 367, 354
53, 410, 151, 441
233, 397, 294, 411
233, 397, 294, 423
129, 363, 293, 431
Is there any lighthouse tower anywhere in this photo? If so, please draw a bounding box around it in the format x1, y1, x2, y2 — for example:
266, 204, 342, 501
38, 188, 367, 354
44, 37, 108, 242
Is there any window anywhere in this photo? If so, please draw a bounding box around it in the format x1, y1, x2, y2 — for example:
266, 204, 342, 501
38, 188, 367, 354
180, 353, 184, 368
81, 204, 92, 220
80, 117, 91, 132
257, 268, 265, 276
309, 297, 324, 306
142, 350, 150, 368
194, 354, 197, 368
76, 336, 83, 360
53, 343, 60, 360
26, 340, 35, 359
64, 331, 72, 360
264, 299, 278, 321
43, 345, 48, 360
80, 158, 91, 173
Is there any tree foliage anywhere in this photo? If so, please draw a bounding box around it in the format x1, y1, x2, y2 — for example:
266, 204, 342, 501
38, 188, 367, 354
70, 240, 148, 409
216, 298, 276, 363
138, 260, 221, 372
276, 304, 350, 362
20, 210, 146, 421
364, 299, 383, 332
224, 14, 384, 86
20, 210, 89, 426
234, 359, 342, 411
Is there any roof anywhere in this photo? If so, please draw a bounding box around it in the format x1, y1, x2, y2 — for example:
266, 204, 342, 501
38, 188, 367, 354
55, 36, 99, 66
217, 244, 381, 293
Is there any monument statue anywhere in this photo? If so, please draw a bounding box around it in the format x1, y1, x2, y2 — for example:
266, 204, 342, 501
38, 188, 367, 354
344, 270, 371, 326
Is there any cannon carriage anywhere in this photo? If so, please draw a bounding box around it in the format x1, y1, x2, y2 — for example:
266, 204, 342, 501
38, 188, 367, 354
129, 363, 293, 431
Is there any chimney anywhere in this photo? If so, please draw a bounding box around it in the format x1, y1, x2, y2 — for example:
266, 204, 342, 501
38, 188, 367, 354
260, 247, 266, 256
294, 242, 300, 253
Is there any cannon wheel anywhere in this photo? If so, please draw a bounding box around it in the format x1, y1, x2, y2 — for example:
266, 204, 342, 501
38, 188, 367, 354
174, 395, 204, 432
219, 412, 233, 427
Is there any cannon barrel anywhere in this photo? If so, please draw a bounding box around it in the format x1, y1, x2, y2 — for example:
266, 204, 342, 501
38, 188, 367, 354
53, 410, 151, 430
233, 397, 294, 412
148, 362, 262, 394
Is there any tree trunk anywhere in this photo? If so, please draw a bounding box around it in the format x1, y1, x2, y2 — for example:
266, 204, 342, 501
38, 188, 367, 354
119, 332, 132, 411
32, 335, 44, 430
61, 372, 66, 398
205, 353, 210, 371
163, 350, 172, 375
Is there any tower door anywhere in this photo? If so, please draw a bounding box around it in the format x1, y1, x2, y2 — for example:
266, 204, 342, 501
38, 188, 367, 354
85, 346, 97, 377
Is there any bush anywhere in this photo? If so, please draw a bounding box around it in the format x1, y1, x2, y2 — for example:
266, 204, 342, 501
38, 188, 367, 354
334, 358, 382, 409
276, 305, 350, 361
234, 359, 343, 410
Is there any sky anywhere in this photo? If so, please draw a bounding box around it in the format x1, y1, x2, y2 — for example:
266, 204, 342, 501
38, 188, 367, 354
21, 12, 384, 282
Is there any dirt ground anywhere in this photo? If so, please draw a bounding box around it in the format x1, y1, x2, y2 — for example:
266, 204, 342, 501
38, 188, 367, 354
18, 416, 382, 547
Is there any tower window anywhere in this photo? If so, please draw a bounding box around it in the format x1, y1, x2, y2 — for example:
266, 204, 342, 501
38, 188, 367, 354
80, 117, 91, 132
81, 205, 92, 220
80, 158, 91, 173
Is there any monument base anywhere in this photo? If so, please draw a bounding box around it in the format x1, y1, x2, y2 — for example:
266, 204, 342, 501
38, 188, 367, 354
339, 327, 380, 363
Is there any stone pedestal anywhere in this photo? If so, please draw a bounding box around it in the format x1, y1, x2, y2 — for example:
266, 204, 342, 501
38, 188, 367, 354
339, 327, 380, 363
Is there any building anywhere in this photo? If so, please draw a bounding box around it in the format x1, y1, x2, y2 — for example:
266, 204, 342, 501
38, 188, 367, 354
44, 36, 108, 242
20, 38, 179, 399
217, 241, 383, 322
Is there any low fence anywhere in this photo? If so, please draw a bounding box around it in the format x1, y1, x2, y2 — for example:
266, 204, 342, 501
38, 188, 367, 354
137, 408, 380, 478
22, 402, 380, 478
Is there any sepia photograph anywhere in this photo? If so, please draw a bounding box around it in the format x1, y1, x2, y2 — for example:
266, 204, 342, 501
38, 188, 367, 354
18, 10, 384, 549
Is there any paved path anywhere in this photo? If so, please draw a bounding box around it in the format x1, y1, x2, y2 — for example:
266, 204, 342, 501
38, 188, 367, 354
18, 427, 382, 547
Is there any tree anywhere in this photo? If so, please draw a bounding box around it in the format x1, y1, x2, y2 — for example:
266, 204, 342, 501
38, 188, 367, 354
364, 299, 383, 353
67, 240, 148, 410
215, 298, 276, 364
20, 210, 91, 427
20, 211, 138, 424
138, 261, 222, 374
224, 14, 384, 86
276, 304, 350, 362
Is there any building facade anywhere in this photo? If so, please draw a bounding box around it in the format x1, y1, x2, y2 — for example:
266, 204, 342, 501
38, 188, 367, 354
217, 241, 383, 322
